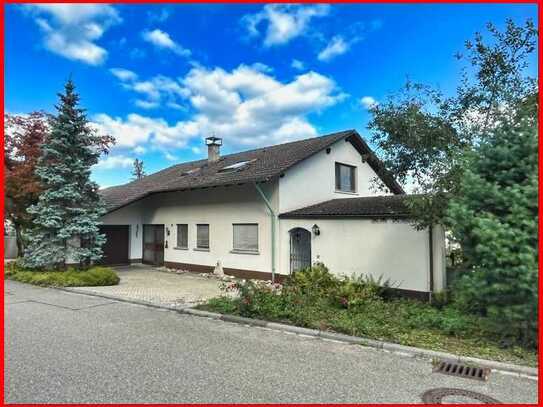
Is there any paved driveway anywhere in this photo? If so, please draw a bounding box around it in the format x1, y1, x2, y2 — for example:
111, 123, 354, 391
5, 281, 538, 403
71, 265, 227, 307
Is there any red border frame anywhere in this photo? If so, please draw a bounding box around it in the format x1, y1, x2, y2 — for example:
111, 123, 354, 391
1, 1, 541, 406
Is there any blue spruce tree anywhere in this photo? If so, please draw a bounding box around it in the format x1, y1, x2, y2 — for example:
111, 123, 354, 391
23, 80, 107, 269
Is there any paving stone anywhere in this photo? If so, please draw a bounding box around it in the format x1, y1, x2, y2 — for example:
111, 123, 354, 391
72, 266, 230, 307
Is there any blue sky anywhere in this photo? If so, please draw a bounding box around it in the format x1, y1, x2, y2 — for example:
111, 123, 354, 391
6, 3, 537, 188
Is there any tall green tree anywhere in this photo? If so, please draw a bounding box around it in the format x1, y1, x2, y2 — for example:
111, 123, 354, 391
23, 80, 114, 269
368, 19, 537, 227
4, 112, 49, 255
131, 158, 146, 180
447, 94, 538, 346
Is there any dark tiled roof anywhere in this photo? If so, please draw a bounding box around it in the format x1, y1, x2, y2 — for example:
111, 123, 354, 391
279, 195, 419, 219
100, 130, 404, 212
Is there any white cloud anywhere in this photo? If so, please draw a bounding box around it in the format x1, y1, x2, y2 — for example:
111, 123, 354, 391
191, 146, 202, 155
147, 8, 171, 23
164, 152, 178, 161
111, 69, 189, 109
243, 4, 330, 47
250, 62, 273, 73
177, 64, 346, 147
102, 63, 346, 151
94, 155, 134, 170
91, 113, 198, 151
134, 100, 160, 109
318, 36, 349, 62
110, 68, 138, 82
360, 96, 378, 109
142, 28, 191, 57
133, 146, 146, 155
24, 4, 121, 65
291, 59, 305, 70
166, 102, 186, 111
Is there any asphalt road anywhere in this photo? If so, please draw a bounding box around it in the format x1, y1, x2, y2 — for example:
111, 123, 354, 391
4, 281, 538, 403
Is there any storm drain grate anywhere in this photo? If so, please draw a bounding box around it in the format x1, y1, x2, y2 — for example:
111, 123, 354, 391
433, 360, 490, 381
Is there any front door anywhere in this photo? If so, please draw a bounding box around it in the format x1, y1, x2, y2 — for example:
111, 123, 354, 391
289, 228, 311, 273
143, 224, 165, 266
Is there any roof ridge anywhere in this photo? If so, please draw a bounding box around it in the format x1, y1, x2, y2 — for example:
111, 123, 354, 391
101, 130, 355, 192
216, 129, 354, 158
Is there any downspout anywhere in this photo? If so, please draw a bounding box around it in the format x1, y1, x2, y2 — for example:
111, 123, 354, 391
254, 182, 276, 283
428, 224, 434, 303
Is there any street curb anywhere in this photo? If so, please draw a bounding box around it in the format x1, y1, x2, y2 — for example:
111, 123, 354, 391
56, 287, 188, 312
54, 286, 538, 378
179, 309, 538, 378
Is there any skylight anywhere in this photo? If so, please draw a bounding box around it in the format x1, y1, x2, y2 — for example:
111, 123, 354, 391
181, 167, 201, 176
218, 159, 255, 173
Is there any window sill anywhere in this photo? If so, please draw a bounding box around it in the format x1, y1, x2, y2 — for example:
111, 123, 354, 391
193, 247, 210, 252
334, 190, 358, 196
230, 250, 260, 255
174, 247, 188, 251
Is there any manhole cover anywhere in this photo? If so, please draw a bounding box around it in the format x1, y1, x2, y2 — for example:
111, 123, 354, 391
421, 388, 501, 404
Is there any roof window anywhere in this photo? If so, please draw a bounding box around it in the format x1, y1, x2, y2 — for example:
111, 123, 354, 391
180, 167, 201, 176
218, 159, 256, 173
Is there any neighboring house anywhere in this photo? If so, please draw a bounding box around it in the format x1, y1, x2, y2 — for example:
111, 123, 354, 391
99, 130, 446, 299
4, 220, 18, 259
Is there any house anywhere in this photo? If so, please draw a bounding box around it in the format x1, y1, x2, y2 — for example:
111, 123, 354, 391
4, 220, 18, 260
99, 130, 446, 299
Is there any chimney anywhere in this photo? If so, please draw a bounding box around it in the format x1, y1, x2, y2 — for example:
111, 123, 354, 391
205, 135, 222, 163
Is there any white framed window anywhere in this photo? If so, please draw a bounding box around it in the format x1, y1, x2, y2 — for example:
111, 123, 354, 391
196, 224, 209, 249
233, 224, 258, 253
176, 224, 188, 249
335, 162, 356, 193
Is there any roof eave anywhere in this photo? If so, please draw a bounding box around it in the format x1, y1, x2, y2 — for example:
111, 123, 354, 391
102, 176, 275, 214
278, 213, 411, 219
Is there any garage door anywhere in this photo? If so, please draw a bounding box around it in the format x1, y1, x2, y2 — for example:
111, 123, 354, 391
99, 225, 129, 265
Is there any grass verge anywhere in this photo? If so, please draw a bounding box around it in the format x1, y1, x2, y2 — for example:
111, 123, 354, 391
197, 267, 537, 367
6, 263, 120, 287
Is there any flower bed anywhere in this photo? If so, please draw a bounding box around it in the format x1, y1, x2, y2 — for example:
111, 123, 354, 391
198, 264, 537, 367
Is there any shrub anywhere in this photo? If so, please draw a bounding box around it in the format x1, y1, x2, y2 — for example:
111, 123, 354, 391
223, 279, 285, 319
283, 262, 337, 299
6, 263, 120, 287
431, 290, 450, 310
333, 275, 381, 309
202, 297, 240, 315
202, 263, 537, 364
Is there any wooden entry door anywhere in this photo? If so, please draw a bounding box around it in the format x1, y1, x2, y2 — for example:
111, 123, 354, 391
143, 225, 165, 266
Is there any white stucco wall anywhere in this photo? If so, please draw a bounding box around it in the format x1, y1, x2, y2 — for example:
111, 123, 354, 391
101, 201, 145, 261
278, 138, 390, 213
278, 218, 446, 293
137, 183, 277, 273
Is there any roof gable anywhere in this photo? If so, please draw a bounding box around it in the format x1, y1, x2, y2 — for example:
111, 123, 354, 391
100, 130, 404, 212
